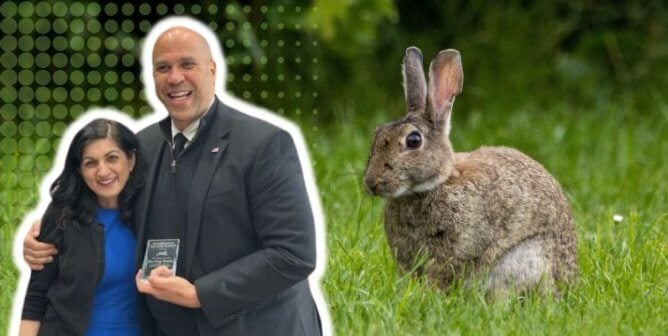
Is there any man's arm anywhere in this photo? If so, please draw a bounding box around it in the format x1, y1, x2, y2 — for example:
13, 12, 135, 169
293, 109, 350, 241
195, 129, 316, 327
23, 220, 58, 270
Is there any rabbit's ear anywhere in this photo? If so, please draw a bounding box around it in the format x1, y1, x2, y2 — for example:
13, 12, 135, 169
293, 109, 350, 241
428, 49, 463, 133
403, 47, 427, 115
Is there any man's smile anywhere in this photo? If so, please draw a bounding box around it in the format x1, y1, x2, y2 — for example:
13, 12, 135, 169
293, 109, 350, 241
167, 90, 193, 101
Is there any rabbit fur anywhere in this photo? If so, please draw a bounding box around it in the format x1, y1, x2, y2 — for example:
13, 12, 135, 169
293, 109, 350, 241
364, 47, 578, 296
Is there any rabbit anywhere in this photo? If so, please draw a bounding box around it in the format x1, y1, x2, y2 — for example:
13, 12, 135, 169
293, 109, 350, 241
364, 47, 578, 297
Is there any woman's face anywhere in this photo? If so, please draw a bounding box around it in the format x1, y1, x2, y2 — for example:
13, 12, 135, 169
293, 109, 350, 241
80, 138, 135, 208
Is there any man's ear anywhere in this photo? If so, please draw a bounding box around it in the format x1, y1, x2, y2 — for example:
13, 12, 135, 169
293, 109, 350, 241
210, 61, 216, 76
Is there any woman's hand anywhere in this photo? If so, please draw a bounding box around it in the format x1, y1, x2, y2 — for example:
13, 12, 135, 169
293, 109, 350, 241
19, 320, 40, 336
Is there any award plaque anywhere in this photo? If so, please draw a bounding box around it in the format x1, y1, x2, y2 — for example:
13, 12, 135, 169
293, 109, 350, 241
140, 239, 180, 279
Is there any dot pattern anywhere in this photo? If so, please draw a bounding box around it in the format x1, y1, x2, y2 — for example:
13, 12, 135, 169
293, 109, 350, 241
0, 2, 322, 208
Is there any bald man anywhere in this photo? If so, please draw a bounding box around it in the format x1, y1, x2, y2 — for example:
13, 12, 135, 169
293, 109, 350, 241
24, 22, 321, 335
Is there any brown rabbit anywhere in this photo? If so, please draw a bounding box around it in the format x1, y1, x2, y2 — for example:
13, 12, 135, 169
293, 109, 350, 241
364, 47, 578, 296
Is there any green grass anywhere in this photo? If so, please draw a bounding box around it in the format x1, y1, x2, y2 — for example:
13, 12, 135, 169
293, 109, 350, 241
315, 99, 667, 335
1, 100, 667, 335
1, 224, 19, 333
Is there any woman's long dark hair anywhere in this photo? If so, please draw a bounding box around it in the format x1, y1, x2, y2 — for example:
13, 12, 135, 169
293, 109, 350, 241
50, 119, 145, 230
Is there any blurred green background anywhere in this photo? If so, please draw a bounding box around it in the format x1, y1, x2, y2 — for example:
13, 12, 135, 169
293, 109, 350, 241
2, 0, 667, 335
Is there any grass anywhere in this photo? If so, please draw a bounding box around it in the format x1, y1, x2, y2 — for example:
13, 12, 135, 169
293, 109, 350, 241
1, 99, 667, 335
314, 97, 667, 335
1, 183, 36, 334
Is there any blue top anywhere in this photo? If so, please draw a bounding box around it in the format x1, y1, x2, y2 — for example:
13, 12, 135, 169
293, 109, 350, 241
86, 208, 139, 336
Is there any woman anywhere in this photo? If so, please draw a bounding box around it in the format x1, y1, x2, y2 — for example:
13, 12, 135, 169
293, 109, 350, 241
20, 119, 144, 336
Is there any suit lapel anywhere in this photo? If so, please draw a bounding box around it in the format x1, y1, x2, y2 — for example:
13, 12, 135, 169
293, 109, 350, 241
185, 101, 230, 275
136, 129, 169, 264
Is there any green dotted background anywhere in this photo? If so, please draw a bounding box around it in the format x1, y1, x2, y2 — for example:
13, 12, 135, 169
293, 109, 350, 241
0, 1, 322, 225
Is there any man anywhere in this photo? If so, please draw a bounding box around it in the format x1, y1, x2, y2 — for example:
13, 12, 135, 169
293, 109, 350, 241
22, 17, 323, 335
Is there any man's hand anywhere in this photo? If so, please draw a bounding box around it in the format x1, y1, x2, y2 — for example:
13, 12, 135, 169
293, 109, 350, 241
23, 220, 57, 270
135, 267, 201, 308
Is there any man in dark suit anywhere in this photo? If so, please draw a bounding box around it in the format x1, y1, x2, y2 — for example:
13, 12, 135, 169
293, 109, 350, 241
22, 18, 323, 335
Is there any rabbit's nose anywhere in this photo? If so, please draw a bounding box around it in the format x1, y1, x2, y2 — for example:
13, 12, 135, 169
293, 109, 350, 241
364, 175, 382, 195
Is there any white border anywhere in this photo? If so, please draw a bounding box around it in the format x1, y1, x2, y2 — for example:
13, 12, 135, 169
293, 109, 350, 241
11, 16, 331, 336
9, 110, 143, 335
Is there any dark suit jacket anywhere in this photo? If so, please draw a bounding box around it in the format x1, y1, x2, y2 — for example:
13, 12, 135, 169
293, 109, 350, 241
135, 99, 321, 335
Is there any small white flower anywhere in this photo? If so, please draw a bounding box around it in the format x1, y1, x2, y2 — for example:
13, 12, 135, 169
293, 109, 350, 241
613, 214, 624, 222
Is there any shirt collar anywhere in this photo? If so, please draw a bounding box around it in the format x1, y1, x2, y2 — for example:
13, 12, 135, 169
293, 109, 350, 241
170, 97, 215, 142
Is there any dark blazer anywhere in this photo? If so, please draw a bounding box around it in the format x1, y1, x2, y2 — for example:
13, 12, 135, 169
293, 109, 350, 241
135, 99, 321, 335
22, 205, 109, 336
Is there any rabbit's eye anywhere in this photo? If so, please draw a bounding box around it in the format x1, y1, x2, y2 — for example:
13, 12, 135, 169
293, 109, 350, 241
405, 132, 422, 149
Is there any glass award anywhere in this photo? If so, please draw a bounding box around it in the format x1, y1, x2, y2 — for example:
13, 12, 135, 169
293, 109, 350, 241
140, 239, 180, 280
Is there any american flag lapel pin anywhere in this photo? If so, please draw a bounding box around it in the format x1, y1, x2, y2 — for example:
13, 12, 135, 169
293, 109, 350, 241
211, 147, 220, 153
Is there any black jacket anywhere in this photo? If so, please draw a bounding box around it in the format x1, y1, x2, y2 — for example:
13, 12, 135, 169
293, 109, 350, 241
22, 205, 116, 336
135, 99, 321, 335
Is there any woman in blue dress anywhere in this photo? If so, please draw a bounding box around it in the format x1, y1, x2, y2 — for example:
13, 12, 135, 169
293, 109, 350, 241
20, 119, 144, 336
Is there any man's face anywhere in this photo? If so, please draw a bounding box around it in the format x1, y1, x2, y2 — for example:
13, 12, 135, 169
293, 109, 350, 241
152, 28, 216, 130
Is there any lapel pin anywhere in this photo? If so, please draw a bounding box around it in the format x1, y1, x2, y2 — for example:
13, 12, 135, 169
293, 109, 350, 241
211, 147, 220, 153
